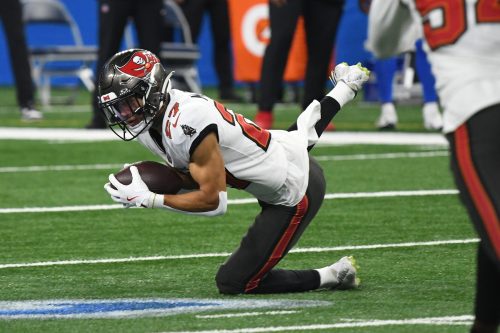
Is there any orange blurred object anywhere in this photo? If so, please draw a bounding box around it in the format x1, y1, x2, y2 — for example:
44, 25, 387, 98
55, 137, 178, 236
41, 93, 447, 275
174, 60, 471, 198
228, 0, 307, 83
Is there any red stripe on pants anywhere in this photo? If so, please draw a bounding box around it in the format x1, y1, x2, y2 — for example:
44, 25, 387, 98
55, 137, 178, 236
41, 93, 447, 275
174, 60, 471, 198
244, 195, 309, 293
455, 125, 500, 258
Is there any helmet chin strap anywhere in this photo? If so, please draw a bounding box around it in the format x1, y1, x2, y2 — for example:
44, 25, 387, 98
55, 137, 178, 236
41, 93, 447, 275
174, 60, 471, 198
158, 70, 174, 110
163, 71, 174, 93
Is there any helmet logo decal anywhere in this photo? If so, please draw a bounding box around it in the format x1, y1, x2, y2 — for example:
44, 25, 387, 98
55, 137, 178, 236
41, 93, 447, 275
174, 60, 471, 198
100, 92, 117, 103
116, 51, 160, 78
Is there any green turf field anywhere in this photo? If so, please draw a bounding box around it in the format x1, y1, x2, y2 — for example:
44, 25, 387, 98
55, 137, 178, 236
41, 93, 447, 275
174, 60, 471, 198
0, 87, 477, 332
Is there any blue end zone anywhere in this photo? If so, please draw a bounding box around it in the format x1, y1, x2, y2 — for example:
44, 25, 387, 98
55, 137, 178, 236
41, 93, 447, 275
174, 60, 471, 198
0, 300, 214, 316
0, 299, 330, 319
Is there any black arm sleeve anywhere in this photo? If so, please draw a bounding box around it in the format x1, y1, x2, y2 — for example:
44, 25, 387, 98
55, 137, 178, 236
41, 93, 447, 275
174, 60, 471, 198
286, 96, 341, 151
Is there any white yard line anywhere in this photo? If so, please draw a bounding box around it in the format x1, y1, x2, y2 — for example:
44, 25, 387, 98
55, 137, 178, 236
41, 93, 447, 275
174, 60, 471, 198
324, 189, 458, 199
0, 105, 90, 113
0, 127, 117, 141
0, 163, 123, 173
0, 238, 478, 270
290, 238, 479, 253
0, 189, 459, 214
0, 204, 125, 214
314, 150, 448, 161
317, 132, 448, 146
0, 151, 449, 173
195, 310, 300, 319
0, 128, 448, 145
157, 315, 473, 333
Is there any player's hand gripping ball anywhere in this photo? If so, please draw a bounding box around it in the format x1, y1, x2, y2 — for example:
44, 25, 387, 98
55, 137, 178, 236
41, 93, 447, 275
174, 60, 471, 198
104, 161, 182, 208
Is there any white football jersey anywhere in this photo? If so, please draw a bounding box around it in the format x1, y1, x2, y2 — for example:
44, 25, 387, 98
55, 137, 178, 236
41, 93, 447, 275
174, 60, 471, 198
367, 0, 500, 133
137, 89, 310, 206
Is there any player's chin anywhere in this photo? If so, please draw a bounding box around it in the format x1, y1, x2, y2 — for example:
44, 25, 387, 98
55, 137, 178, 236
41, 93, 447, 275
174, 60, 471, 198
126, 117, 142, 127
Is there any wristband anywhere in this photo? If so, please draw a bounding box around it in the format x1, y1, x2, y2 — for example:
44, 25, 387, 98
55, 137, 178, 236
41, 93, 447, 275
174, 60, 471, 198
149, 191, 228, 217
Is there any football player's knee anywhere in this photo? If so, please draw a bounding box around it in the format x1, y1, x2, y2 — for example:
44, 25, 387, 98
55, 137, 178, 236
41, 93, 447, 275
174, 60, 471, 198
215, 267, 244, 295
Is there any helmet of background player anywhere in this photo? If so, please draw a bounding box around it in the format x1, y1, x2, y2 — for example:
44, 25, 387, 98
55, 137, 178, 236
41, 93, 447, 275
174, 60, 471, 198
97, 49, 174, 141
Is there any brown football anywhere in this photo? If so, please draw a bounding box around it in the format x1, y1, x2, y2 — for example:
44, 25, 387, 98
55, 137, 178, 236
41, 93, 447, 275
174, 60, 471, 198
113, 161, 183, 194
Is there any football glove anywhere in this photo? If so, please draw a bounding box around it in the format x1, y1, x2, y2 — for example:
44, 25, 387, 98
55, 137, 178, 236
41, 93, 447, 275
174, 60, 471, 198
104, 166, 154, 208
327, 62, 370, 107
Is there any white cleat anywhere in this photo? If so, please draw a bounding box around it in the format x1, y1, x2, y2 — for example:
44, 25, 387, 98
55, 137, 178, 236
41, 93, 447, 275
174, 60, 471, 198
422, 102, 443, 130
327, 62, 370, 107
330, 62, 370, 94
330, 256, 360, 290
376, 103, 398, 130
21, 108, 43, 121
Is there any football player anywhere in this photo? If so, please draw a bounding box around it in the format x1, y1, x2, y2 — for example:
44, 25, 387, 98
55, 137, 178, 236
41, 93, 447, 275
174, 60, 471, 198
367, 1, 500, 332
101, 49, 369, 294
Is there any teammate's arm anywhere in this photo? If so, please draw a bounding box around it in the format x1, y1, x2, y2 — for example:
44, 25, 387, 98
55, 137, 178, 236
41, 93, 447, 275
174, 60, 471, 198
365, 0, 417, 58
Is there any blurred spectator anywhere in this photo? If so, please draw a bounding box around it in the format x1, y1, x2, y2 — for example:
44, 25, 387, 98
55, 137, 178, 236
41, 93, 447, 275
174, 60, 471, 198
374, 40, 443, 130
1, 0, 42, 120
368, 1, 500, 332
175, 0, 242, 102
254, 0, 345, 130
86, 0, 164, 129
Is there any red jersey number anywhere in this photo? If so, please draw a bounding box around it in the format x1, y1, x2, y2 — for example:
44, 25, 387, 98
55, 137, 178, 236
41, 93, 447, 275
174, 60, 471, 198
416, 0, 500, 50
214, 101, 271, 151
476, 0, 500, 22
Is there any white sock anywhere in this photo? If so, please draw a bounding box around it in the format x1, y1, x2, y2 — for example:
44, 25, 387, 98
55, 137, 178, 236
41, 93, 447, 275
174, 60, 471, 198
315, 266, 338, 288
423, 101, 439, 111
327, 81, 355, 108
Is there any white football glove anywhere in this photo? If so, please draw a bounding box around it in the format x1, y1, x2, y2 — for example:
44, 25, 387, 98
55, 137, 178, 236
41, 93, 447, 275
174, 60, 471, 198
104, 166, 154, 208
327, 62, 370, 107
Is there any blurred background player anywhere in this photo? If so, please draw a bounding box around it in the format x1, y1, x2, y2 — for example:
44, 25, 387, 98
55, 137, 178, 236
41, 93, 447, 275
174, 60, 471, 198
1, 0, 42, 121
359, 0, 442, 130
367, 1, 500, 332
374, 40, 443, 130
174, 0, 243, 102
86, 0, 164, 129
254, 0, 345, 129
